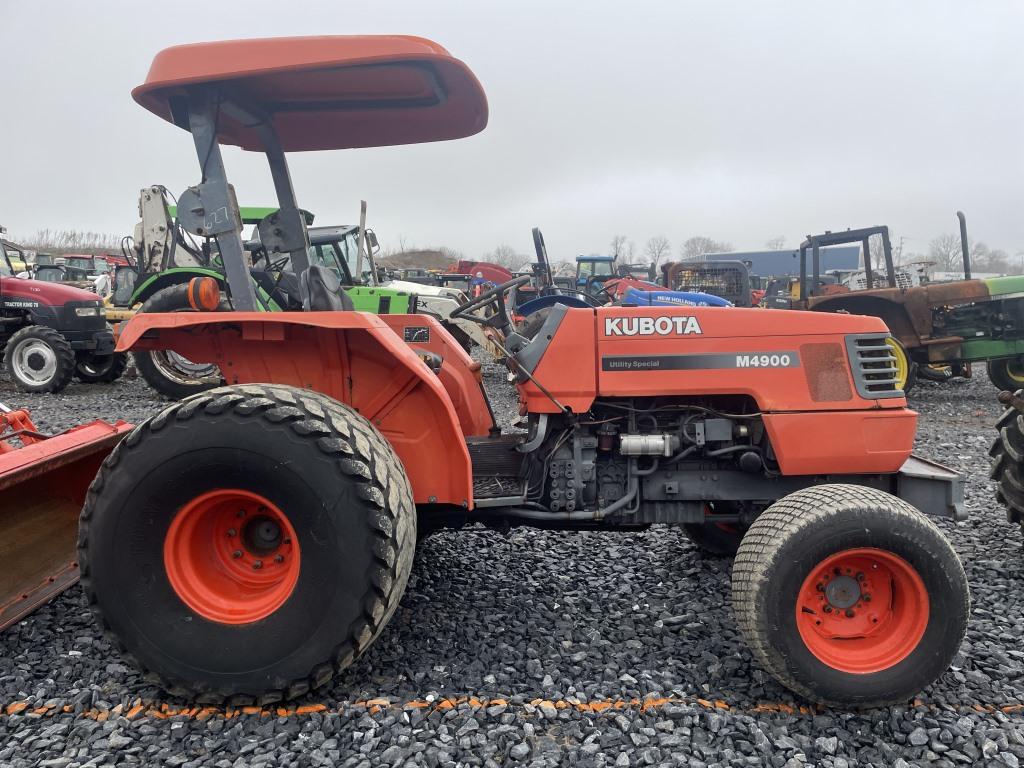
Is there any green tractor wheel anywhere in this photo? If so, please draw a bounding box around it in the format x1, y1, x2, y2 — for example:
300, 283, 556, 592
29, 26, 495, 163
987, 358, 1024, 393
885, 338, 917, 395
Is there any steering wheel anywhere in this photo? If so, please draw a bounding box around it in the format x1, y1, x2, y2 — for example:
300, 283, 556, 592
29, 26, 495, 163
449, 274, 532, 335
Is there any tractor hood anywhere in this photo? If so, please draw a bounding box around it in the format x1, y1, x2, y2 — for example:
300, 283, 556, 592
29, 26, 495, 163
0, 276, 100, 304
984, 275, 1024, 298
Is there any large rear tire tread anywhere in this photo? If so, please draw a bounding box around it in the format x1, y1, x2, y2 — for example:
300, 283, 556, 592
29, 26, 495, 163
3, 325, 76, 393
79, 383, 416, 704
133, 284, 224, 400
732, 484, 969, 708
990, 405, 1024, 532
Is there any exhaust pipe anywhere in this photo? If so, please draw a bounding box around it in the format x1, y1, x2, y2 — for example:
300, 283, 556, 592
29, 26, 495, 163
957, 210, 971, 280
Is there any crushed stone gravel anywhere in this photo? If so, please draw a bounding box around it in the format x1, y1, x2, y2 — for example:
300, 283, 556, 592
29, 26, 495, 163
1, 365, 1023, 767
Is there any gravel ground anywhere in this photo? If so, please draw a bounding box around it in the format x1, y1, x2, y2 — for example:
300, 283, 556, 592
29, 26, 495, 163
2, 364, 1024, 767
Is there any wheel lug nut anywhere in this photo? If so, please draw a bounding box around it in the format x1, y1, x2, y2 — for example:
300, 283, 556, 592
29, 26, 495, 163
232, 550, 242, 559
252, 560, 263, 570
816, 584, 824, 592
863, 594, 871, 602
227, 528, 237, 537
274, 555, 284, 563
823, 605, 833, 613
845, 609, 855, 618
237, 510, 246, 518
855, 572, 864, 581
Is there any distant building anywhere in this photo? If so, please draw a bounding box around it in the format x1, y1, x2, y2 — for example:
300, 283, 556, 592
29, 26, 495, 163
705, 246, 861, 277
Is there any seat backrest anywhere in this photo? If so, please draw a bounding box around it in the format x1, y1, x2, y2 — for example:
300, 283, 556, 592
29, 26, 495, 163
300, 265, 355, 311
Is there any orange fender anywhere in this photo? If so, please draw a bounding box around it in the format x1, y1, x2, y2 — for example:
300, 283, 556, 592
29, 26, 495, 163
118, 312, 473, 507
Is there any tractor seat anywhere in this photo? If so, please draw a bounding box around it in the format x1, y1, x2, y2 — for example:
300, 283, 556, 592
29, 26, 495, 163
301, 265, 355, 311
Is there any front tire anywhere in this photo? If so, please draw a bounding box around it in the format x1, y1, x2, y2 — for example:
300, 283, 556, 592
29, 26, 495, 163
4, 325, 76, 393
80, 384, 416, 704
987, 358, 1024, 392
732, 484, 968, 708
134, 284, 224, 400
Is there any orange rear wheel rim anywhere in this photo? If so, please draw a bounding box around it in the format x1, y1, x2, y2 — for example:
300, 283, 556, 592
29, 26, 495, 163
164, 489, 300, 624
796, 547, 928, 674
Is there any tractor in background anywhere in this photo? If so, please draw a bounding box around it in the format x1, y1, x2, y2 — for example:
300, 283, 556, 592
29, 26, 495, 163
86, 34, 970, 710
0, 231, 126, 391
777, 217, 1024, 393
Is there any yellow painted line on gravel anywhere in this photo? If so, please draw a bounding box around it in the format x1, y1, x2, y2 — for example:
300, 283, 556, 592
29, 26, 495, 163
2, 696, 1022, 722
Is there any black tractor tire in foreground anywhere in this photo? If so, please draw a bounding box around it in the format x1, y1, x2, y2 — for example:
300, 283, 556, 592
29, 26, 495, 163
80, 384, 417, 704
3, 325, 76, 393
75, 352, 128, 384
989, 401, 1024, 537
987, 358, 1024, 393
134, 284, 224, 400
732, 484, 968, 708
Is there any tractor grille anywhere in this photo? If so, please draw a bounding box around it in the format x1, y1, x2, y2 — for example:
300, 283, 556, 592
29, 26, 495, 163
844, 333, 902, 399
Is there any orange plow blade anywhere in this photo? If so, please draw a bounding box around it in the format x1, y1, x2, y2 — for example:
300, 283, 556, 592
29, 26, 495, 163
0, 418, 133, 631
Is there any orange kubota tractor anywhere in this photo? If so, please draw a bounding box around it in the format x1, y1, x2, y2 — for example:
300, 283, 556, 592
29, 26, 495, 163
83, 36, 970, 709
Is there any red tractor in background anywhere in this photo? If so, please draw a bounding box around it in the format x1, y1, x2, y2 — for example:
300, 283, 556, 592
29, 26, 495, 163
83, 36, 969, 710
1, 234, 126, 391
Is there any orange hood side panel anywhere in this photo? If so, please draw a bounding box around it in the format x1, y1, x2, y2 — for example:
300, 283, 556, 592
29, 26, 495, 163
593, 306, 906, 412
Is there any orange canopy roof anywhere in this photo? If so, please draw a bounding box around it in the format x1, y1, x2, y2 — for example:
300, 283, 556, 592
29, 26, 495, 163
132, 35, 488, 152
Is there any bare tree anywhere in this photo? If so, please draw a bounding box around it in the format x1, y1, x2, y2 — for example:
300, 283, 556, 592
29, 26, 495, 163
679, 236, 732, 261
20, 229, 121, 254
928, 233, 964, 272
487, 244, 529, 271
643, 235, 671, 268
625, 240, 637, 262
610, 234, 628, 260
764, 235, 787, 251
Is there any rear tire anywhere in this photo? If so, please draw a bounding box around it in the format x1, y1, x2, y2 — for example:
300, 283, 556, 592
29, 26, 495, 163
80, 384, 416, 704
732, 484, 968, 708
134, 284, 224, 400
682, 523, 743, 557
4, 325, 76, 393
75, 352, 128, 383
987, 358, 1024, 392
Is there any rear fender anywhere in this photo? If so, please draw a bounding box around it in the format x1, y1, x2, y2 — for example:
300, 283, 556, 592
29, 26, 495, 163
117, 312, 472, 506
807, 294, 925, 348
377, 314, 496, 437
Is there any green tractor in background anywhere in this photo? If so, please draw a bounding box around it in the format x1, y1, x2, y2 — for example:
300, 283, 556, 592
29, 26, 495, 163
111, 186, 417, 399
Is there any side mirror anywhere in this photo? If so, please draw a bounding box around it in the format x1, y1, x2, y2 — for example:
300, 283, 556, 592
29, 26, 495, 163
364, 229, 380, 253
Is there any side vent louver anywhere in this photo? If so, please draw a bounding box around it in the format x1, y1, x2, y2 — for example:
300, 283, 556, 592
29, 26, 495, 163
844, 333, 903, 399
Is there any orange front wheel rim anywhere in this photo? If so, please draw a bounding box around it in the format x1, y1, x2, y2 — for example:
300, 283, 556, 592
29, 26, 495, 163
796, 547, 928, 674
164, 489, 300, 625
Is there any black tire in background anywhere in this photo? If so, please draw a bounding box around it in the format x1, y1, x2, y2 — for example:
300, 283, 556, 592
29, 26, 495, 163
682, 523, 743, 557
732, 484, 969, 708
80, 384, 417, 704
75, 352, 128, 383
133, 283, 224, 400
990, 403, 1024, 538
3, 324, 76, 393
987, 358, 1024, 393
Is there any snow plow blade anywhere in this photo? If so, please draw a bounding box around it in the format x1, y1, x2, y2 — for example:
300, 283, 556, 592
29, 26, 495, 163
0, 418, 132, 631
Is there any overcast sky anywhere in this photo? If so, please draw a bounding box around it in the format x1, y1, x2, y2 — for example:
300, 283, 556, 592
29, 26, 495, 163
1, 1, 1021, 262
